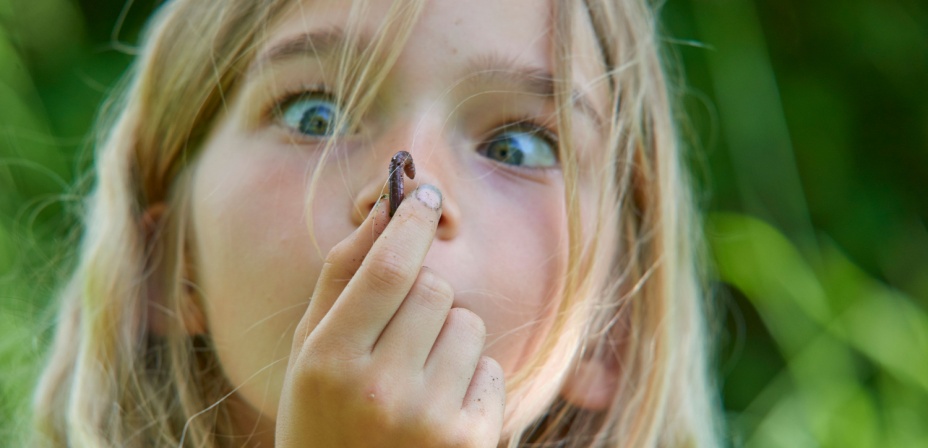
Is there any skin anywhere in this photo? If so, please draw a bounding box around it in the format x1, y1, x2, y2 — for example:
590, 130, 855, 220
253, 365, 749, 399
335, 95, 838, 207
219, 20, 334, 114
186, 0, 608, 445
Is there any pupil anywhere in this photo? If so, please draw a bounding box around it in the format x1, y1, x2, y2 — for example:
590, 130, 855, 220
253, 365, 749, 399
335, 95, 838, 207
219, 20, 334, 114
492, 137, 523, 165
300, 107, 332, 135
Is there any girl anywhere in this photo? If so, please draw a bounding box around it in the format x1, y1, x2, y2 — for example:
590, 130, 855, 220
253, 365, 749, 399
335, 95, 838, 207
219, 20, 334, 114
32, 0, 721, 446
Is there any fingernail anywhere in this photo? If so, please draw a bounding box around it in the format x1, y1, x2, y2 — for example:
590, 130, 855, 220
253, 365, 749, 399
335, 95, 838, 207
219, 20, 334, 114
415, 185, 442, 210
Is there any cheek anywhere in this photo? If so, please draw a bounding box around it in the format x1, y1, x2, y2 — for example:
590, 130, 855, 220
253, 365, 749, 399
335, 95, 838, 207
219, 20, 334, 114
187, 140, 340, 418
454, 177, 568, 376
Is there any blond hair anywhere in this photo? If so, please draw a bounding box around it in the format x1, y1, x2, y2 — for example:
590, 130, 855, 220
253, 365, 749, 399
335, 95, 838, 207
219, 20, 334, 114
32, 1, 721, 446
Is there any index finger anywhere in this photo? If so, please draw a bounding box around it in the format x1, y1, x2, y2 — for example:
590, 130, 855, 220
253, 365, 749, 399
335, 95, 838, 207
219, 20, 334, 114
316, 184, 443, 350
294, 194, 390, 349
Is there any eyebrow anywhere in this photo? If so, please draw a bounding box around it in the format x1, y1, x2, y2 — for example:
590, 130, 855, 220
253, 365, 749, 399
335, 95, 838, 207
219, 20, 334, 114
249, 28, 367, 75
465, 53, 557, 97
463, 53, 605, 131
249, 30, 605, 130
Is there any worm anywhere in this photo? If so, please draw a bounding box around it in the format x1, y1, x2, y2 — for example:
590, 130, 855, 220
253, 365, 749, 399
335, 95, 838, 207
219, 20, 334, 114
388, 150, 416, 217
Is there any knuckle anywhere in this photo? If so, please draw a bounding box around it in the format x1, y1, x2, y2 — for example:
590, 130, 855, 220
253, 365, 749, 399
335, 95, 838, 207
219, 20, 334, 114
318, 246, 352, 283
323, 241, 350, 265
288, 355, 341, 396
298, 332, 367, 369
447, 308, 486, 342
364, 248, 410, 289
412, 269, 454, 312
290, 320, 310, 353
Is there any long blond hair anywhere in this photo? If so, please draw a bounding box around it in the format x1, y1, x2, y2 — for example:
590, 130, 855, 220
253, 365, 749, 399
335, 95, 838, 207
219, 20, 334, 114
32, 1, 721, 446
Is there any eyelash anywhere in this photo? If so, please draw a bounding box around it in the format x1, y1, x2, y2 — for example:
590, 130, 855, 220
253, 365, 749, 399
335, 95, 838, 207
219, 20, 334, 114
266, 84, 334, 125
485, 116, 560, 148
266, 87, 562, 170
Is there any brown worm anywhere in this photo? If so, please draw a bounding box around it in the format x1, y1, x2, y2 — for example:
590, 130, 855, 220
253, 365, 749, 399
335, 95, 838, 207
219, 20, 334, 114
388, 151, 416, 217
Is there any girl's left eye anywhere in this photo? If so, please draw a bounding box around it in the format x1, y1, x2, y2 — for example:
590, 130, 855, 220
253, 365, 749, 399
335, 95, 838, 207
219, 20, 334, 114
478, 123, 558, 168
278, 92, 343, 137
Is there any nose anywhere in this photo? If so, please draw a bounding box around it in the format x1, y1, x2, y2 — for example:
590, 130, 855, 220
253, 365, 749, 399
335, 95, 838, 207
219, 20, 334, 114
349, 126, 461, 241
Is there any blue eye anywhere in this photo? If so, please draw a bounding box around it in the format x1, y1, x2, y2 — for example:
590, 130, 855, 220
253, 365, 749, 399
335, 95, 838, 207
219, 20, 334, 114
279, 93, 343, 137
480, 123, 558, 168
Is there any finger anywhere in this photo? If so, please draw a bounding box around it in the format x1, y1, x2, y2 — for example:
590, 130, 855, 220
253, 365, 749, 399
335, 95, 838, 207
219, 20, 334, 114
461, 356, 506, 441
424, 308, 487, 406
294, 194, 389, 350
372, 266, 454, 369
317, 184, 443, 350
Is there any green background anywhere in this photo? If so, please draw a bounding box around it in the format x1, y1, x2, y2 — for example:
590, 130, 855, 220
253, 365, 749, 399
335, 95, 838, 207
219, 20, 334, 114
1, 0, 926, 446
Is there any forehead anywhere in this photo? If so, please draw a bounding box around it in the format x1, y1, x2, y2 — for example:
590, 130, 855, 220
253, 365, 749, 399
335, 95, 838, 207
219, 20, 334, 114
266, 0, 551, 54
259, 0, 607, 90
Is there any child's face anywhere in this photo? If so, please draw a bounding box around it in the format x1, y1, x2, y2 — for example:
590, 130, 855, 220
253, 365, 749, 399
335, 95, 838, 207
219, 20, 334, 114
187, 0, 607, 429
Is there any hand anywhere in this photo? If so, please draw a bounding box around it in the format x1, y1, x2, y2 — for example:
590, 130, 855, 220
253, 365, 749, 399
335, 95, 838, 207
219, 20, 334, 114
276, 186, 505, 447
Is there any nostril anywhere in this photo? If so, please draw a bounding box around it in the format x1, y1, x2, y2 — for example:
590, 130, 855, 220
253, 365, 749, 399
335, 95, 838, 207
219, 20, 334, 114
364, 201, 377, 218
433, 198, 460, 240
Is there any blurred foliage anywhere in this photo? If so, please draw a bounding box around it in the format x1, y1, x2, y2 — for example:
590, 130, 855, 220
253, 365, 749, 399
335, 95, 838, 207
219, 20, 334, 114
661, 0, 928, 446
0, 0, 925, 446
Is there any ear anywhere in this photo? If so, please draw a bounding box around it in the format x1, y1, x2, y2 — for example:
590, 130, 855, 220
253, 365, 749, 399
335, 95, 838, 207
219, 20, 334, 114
141, 202, 206, 336
559, 346, 621, 411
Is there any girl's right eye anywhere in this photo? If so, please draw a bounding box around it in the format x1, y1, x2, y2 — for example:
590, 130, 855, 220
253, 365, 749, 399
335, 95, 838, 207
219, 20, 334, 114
278, 92, 344, 137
